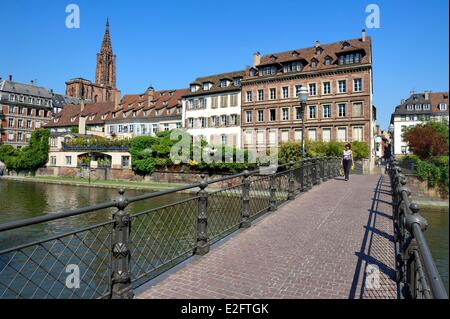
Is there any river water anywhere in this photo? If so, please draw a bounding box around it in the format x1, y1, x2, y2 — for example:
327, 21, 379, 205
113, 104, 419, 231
0, 179, 448, 296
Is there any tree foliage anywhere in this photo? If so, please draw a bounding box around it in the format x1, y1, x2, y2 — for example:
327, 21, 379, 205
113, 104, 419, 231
0, 128, 50, 172
403, 121, 449, 160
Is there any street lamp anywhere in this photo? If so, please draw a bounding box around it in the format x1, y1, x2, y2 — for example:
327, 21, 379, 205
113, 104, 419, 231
298, 86, 308, 158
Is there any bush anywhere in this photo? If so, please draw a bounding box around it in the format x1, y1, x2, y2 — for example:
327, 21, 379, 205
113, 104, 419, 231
415, 157, 449, 192
403, 121, 449, 160
278, 142, 302, 164
352, 141, 370, 160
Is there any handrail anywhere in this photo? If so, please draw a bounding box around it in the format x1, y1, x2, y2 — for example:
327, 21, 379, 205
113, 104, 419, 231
388, 156, 448, 299
0, 156, 342, 299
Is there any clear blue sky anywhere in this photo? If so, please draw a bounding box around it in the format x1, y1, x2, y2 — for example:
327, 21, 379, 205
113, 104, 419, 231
0, 0, 448, 129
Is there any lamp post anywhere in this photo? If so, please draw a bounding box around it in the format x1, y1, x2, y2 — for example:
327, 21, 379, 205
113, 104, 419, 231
298, 86, 309, 158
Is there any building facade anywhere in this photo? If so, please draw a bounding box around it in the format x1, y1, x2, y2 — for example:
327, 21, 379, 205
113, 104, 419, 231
104, 87, 187, 138
182, 71, 244, 147
390, 91, 449, 155
1, 77, 54, 147
65, 18, 121, 104
241, 30, 375, 159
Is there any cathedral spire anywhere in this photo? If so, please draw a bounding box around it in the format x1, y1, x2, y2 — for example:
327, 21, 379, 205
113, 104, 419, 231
100, 17, 112, 55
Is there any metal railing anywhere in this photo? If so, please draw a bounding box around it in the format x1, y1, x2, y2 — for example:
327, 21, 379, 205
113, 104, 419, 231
0, 157, 341, 299
388, 156, 448, 299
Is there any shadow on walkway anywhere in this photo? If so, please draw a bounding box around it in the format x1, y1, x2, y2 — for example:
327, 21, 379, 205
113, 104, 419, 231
348, 175, 398, 299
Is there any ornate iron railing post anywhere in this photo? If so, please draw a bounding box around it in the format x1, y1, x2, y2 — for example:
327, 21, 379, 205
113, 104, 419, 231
110, 189, 134, 299
240, 170, 251, 228
322, 157, 328, 182
195, 174, 209, 255
300, 159, 305, 192
269, 168, 277, 211
288, 161, 296, 200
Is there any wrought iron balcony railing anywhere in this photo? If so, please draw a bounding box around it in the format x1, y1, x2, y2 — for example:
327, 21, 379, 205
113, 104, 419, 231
0, 157, 341, 299
61, 143, 130, 152
388, 157, 448, 299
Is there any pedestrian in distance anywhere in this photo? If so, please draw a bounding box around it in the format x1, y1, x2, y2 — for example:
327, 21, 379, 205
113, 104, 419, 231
342, 143, 353, 181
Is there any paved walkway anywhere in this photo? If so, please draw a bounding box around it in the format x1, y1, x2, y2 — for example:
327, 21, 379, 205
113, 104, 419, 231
137, 174, 398, 299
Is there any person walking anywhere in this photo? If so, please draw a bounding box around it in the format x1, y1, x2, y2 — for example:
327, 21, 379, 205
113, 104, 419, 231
342, 143, 353, 181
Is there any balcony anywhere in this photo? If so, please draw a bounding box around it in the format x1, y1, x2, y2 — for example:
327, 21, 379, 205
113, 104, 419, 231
61, 143, 129, 152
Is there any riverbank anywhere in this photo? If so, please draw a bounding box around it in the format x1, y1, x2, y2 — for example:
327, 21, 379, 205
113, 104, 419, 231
0, 175, 190, 191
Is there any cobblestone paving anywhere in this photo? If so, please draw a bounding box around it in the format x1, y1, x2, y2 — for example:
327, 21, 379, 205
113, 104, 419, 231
138, 175, 398, 299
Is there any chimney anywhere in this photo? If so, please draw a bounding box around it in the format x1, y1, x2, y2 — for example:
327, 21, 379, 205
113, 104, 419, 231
8, 75, 12, 81
315, 40, 320, 48
253, 52, 261, 67
401, 99, 405, 104
80, 99, 85, 112
114, 91, 121, 109
362, 29, 366, 42
424, 90, 430, 100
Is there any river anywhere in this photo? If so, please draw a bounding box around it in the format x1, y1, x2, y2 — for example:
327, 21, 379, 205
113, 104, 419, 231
0, 178, 448, 296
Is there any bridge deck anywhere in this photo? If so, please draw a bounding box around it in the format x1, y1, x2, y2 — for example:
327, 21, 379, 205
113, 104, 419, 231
137, 175, 398, 299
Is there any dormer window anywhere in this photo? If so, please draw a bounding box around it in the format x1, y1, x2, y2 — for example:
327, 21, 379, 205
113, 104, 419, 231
283, 61, 303, 73
101, 115, 107, 120
123, 111, 128, 118
316, 47, 323, 55
310, 58, 318, 68
439, 103, 447, 111
324, 56, 333, 65
259, 66, 276, 76
338, 52, 362, 65
112, 112, 116, 118
342, 41, 350, 48
163, 101, 168, 107
291, 50, 299, 57
156, 110, 160, 116
70, 116, 77, 122
250, 69, 257, 76
89, 115, 95, 121
233, 78, 241, 86
190, 84, 200, 93
406, 105, 414, 111
132, 111, 137, 117
203, 82, 211, 91
414, 104, 422, 111
220, 79, 228, 88
270, 55, 277, 61
143, 110, 148, 117
423, 104, 431, 110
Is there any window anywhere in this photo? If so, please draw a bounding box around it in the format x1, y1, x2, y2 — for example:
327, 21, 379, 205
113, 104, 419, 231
352, 102, 363, 117
26, 119, 32, 129
164, 124, 169, 131
338, 103, 346, 117
353, 78, 362, 92
234, 78, 241, 86
230, 94, 238, 107
423, 104, 431, 110
258, 109, 264, 122
203, 83, 210, 91
309, 83, 317, 96
309, 105, 316, 119
121, 156, 130, 168
18, 106, 24, 114
282, 87, 289, 99
281, 129, 289, 142
50, 156, 57, 166
308, 129, 317, 141
353, 127, 363, 141
18, 119, 23, 128
17, 132, 23, 142
323, 82, 331, 95
338, 52, 362, 65
439, 103, 447, 111
269, 109, 276, 121
260, 66, 276, 76
246, 91, 253, 102
246, 110, 253, 123
283, 61, 302, 73
199, 98, 206, 109
296, 107, 303, 120
294, 129, 302, 141
257, 129, 265, 144
66, 156, 72, 165
220, 115, 228, 126
338, 80, 346, 93
200, 117, 206, 128
8, 105, 14, 113
217, 134, 226, 146
257, 89, 264, 101
282, 108, 289, 121
220, 95, 228, 107
231, 114, 238, 125
406, 104, 413, 111
337, 127, 347, 142
188, 118, 194, 128
9, 94, 16, 102
176, 122, 182, 128
35, 120, 41, 128
187, 99, 194, 110
322, 128, 331, 142
211, 96, 218, 108
310, 59, 318, 68
8, 118, 14, 127
220, 80, 228, 88
269, 129, 277, 144
8, 132, 14, 142
324, 57, 333, 65
269, 88, 276, 100
322, 105, 331, 118
295, 85, 303, 97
